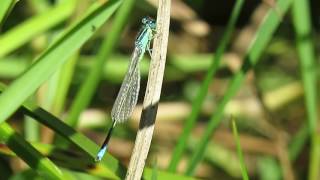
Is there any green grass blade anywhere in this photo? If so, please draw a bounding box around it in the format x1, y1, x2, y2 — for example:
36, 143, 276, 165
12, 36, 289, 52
0, 123, 64, 179
0, 83, 194, 180
0, 0, 122, 124
65, 0, 136, 127
185, 0, 293, 175
289, 122, 308, 161
231, 117, 249, 180
292, 0, 319, 179
51, 53, 78, 115
0, 0, 76, 57
167, 0, 245, 171
20, 95, 126, 179
0, 0, 17, 28
24, 115, 40, 141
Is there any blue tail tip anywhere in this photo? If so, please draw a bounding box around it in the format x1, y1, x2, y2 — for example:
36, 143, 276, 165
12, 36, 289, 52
95, 146, 107, 162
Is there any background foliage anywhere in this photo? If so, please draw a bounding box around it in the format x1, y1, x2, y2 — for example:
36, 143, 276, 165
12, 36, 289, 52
0, 0, 319, 179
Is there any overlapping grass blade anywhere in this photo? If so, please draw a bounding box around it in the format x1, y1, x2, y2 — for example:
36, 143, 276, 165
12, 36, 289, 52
0, 123, 64, 179
0, 0, 76, 57
167, 0, 245, 171
185, 0, 293, 175
65, 0, 136, 127
292, 0, 319, 179
0, 0, 17, 28
0, 0, 122, 124
51, 54, 78, 115
0, 83, 195, 180
231, 117, 249, 180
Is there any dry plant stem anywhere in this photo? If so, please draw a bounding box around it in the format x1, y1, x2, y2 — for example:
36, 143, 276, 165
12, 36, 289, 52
125, 0, 171, 179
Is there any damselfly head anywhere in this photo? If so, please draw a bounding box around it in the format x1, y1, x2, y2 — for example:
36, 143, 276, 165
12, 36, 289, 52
142, 17, 156, 30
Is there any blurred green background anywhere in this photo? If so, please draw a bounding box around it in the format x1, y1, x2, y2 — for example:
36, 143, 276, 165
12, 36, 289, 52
0, 0, 319, 179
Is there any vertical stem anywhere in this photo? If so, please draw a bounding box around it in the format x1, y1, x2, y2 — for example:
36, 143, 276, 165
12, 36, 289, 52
292, 0, 319, 179
125, 0, 171, 179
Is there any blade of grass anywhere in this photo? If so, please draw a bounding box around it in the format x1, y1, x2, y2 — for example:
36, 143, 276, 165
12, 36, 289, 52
0, 0, 76, 57
0, 0, 17, 29
24, 114, 40, 142
231, 117, 249, 180
167, 0, 245, 171
0, 123, 64, 179
0, 83, 194, 180
51, 53, 78, 115
289, 122, 308, 161
65, 0, 136, 127
292, 0, 319, 179
185, 0, 293, 175
0, 0, 122, 124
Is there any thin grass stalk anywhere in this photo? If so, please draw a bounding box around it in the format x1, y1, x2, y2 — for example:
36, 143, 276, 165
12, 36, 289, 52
231, 117, 249, 180
185, 0, 293, 175
292, 0, 319, 179
289, 122, 308, 161
125, 0, 171, 179
52, 54, 78, 115
167, 0, 245, 171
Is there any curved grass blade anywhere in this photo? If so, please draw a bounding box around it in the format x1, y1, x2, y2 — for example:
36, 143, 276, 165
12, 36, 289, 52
0, 83, 193, 180
0, 0, 17, 29
0, 83, 195, 180
0, 0, 122, 124
167, 0, 245, 171
185, 0, 293, 175
0, 123, 64, 179
0, 0, 76, 58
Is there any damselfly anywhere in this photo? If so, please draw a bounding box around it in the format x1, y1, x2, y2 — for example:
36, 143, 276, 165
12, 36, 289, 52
96, 17, 156, 161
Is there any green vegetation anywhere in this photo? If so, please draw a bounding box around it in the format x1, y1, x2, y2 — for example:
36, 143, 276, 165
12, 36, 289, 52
0, 0, 319, 179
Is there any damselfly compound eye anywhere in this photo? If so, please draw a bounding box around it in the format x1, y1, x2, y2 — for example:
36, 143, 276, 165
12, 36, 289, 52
142, 17, 156, 30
